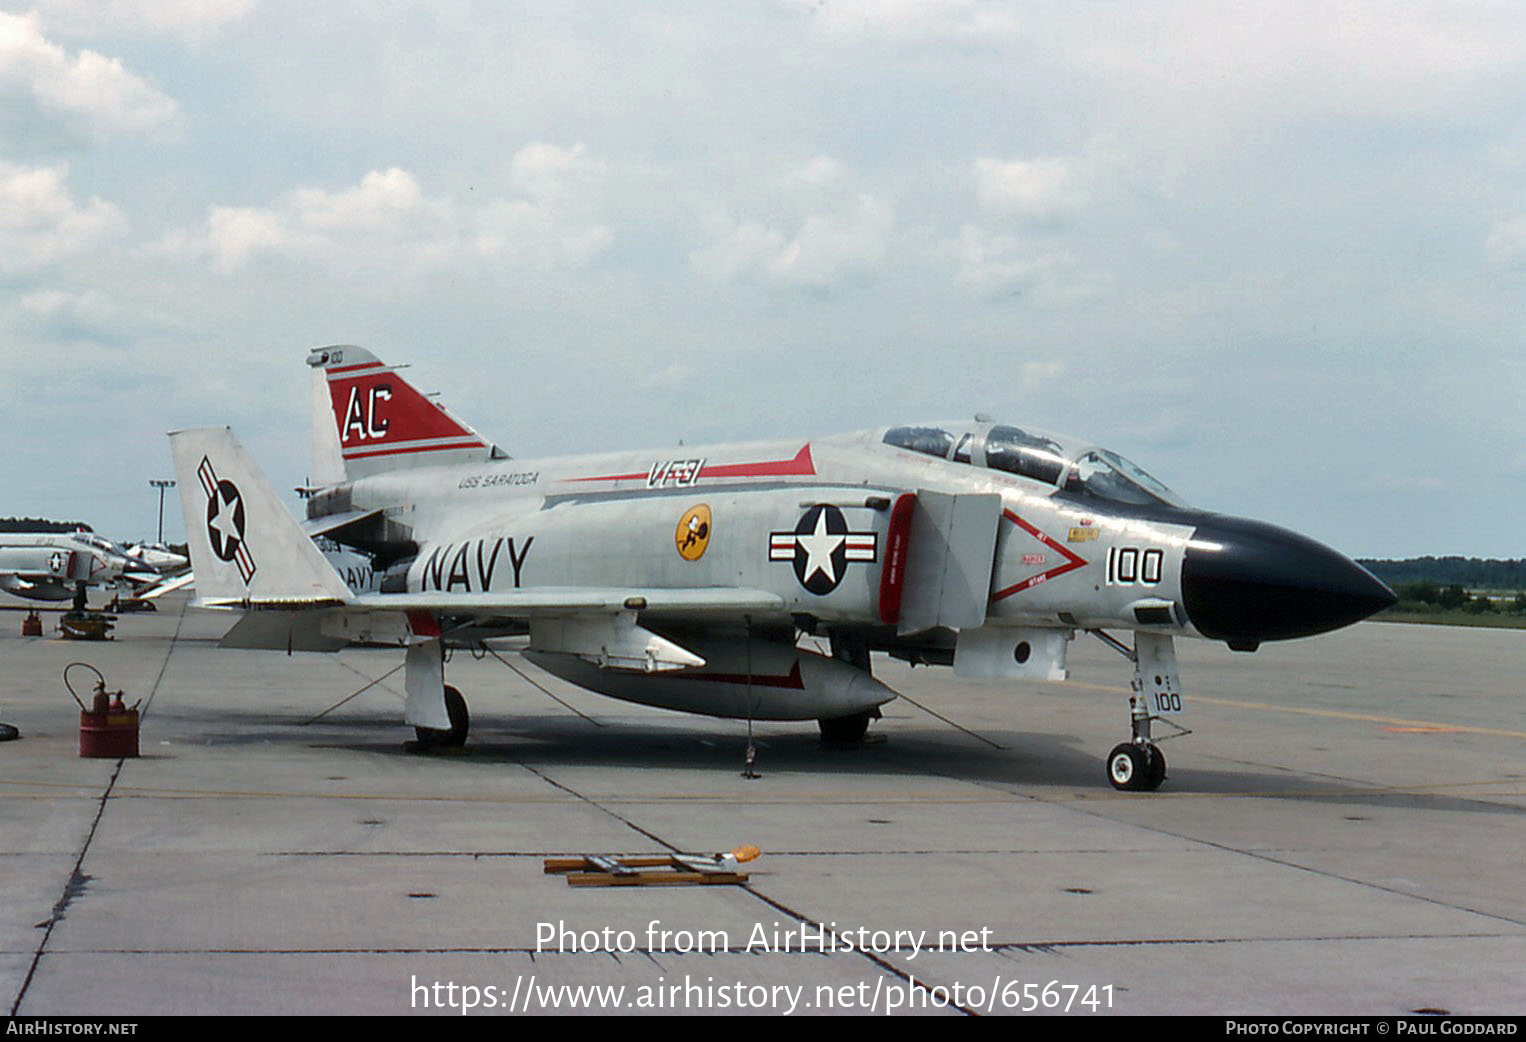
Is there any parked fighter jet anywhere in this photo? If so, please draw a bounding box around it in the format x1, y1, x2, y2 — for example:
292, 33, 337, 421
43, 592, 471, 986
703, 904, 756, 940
167, 346, 1394, 790
0, 530, 161, 609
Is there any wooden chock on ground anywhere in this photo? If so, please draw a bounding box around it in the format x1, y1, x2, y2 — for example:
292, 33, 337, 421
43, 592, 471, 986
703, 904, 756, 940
544, 844, 760, 887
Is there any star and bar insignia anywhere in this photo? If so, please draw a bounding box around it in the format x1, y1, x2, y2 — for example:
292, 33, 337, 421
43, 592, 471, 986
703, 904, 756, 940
197, 456, 256, 584
769, 504, 877, 595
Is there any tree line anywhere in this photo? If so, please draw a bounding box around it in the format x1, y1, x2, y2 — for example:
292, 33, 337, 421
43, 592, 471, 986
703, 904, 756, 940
1359, 557, 1526, 615
1358, 557, 1526, 590
0, 517, 94, 533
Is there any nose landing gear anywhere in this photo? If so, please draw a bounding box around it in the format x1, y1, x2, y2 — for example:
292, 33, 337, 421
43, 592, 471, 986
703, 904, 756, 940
1090, 630, 1190, 792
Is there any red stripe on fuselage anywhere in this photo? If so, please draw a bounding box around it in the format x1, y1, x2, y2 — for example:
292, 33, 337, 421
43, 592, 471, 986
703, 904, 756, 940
565, 444, 816, 484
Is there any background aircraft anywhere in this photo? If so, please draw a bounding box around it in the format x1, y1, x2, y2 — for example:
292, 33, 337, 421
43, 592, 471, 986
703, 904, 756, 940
0, 530, 163, 609
168, 346, 1394, 790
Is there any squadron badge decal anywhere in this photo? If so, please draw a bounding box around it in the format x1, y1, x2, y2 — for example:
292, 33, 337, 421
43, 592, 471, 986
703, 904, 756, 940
197, 456, 256, 584
676, 504, 712, 562
769, 504, 877, 595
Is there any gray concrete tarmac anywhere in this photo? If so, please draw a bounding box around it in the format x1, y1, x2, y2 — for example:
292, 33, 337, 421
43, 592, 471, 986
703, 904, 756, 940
1, 594, 1522, 1016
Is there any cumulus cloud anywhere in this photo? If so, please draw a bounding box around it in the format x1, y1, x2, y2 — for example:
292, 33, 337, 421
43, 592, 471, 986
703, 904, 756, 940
974, 156, 1089, 221
782, 155, 847, 189
479, 142, 614, 264
952, 224, 1107, 305
0, 10, 179, 139
1019, 359, 1065, 392
157, 149, 616, 274
693, 194, 893, 288
508, 141, 607, 203
0, 161, 127, 273
156, 167, 446, 271
1079, 3, 1526, 123
789, 0, 1020, 40
19, 286, 108, 317
473, 198, 612, 267
690, 157, 895, 288
27, 0, 254, 42
1485, 216, 1526, 266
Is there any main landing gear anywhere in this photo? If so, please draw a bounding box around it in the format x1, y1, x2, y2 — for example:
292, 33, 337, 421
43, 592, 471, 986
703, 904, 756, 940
819, 633, 881, 746
1090, 630, 1191, 792
818, 708, 877, 745
413, 684, 469, 748
403, 636, 470, 752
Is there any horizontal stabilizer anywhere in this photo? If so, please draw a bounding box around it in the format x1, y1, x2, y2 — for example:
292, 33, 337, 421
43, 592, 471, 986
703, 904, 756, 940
136, 572, 196, 600
219, 610, 350, 652
303, 507, 384, 540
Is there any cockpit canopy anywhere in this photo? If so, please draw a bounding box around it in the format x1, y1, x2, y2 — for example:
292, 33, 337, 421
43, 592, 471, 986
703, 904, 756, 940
75, 532, 143, 564
882, 422, 1188, 509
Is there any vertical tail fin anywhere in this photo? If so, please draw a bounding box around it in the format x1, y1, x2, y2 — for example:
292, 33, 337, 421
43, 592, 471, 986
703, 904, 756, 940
169, 427, 352, 605
306, 345, 502, 481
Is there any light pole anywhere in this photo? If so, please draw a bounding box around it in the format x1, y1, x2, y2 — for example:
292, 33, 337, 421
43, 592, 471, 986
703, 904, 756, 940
149, 479, 176, 543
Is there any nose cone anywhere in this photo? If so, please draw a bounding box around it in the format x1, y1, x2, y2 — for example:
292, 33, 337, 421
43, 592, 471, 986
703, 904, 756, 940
1182, 516, 1396, 645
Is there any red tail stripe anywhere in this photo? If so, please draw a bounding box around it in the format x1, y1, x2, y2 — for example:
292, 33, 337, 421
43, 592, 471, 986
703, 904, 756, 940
342, 439, 487, 461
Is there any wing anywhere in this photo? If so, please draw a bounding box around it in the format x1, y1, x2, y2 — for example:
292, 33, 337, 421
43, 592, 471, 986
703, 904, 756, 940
170, 425, 784, 660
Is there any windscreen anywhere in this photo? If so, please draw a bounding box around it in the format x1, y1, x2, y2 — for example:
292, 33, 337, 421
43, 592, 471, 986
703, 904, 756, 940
1063, 449, 1188, 508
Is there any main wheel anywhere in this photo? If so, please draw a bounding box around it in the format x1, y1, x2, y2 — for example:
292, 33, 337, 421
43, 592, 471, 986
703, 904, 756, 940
414, 684, 469, 748
818, 711, 872, 744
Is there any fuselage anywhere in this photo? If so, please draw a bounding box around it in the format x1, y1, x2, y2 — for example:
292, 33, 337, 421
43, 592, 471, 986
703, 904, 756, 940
311, 420, 1393, 652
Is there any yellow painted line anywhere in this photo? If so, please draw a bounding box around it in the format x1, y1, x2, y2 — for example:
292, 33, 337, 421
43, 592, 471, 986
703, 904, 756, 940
1052, 778, 1526, 801
1063, 679, 1526, 740
1190, 695, 1526, 740
4, 778, 1522, 805
0, 778, 1016, 805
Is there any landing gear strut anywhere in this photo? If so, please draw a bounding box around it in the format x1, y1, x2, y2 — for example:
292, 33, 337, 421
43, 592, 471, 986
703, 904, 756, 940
1090, 630, 1190, 792
414, 684, 469, 748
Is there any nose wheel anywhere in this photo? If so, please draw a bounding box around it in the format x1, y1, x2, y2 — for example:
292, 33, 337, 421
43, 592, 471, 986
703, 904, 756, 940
1088, 630, 1190, 793
1107, 741, 1166, 791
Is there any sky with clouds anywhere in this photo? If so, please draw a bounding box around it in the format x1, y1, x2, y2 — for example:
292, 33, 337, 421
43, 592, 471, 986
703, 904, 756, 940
2, 0, 1523, 557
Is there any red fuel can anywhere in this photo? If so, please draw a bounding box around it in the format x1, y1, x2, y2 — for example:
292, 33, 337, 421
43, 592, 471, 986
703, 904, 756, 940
79, 709, 139, 758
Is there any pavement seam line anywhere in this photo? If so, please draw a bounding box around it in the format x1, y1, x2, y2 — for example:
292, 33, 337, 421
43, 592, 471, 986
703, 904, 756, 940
9, 759, 122, 1016
11, 597, 185, 1015
519, 761, 976, 1016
